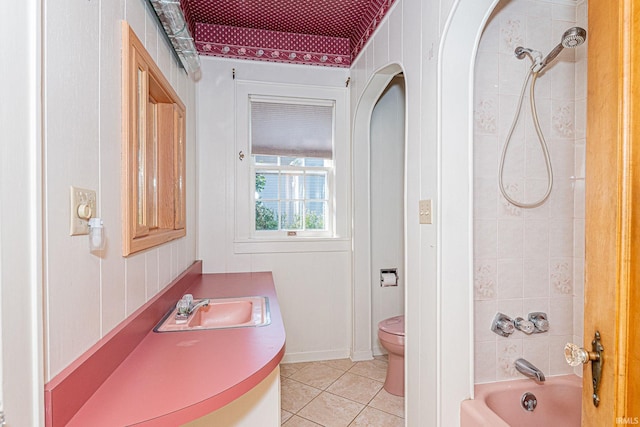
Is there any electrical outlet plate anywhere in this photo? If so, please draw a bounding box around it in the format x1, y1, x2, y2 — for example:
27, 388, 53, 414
419, 199, 432, 224
70, 186, 96, 235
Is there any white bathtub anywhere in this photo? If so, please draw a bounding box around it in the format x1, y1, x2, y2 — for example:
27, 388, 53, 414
460, 375, 581, 427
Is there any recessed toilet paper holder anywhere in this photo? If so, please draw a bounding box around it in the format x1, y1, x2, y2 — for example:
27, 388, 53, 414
380, 269, 399, 287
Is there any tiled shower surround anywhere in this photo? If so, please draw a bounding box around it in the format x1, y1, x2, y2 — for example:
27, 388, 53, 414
473, 0, 587, 384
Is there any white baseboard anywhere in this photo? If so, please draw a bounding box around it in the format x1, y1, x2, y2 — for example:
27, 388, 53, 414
282, 349, 351, 364
372, 343, 386, 357
281, 348, 384, 364
350, 349, 374, 362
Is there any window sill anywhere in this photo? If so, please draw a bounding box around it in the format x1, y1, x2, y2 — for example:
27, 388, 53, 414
233, 237, 350, 254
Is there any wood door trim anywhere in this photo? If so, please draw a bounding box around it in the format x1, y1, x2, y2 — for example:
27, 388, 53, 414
586, 0, 639, 423
618, 0, 640, 417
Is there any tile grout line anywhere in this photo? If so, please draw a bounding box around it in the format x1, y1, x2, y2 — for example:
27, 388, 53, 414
281, 359, 404, 426
285, 368, 352, 425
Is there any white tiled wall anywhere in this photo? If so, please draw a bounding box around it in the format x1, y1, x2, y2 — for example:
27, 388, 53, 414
473, 0, 586, 384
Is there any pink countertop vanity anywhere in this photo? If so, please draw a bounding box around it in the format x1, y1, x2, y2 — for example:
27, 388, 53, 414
44, 261, 286, 426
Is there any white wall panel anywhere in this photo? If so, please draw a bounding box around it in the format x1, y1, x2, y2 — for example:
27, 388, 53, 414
158, 244, 174, 290
145, 9, 160, 64
252, 252, 351, 361
197, 59, 237, 273
99, 0, 127, 336
145, 251, 160, 299
365, 47, 374, 83
370, 78, 405, 355
125, 254, 146, 316
196, 57, 352, 359
350, 57, 366, 113
1, 0, 44, 422
186, 81, 199, 269
44, 0, 102, 378
373, 20, 390, 72
388, 4, 404, 66
124, 0, 146, 43
158, 31, 173, 76
44, 0, 197, 379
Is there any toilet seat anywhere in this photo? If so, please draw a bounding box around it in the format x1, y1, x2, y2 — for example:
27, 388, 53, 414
378, 315, 404, 336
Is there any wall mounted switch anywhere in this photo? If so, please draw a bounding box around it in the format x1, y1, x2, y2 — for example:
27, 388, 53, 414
70, 186, 96, 235
419, 199, 433, 224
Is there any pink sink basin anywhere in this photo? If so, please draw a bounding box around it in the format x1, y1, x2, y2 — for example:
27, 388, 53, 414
154, 296, 270, 332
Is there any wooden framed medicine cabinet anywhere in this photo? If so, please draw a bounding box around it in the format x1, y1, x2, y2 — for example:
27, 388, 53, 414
121, 22, 186, 256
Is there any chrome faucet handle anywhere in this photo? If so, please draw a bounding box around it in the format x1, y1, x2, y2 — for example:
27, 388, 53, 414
491, 312, 515, 337
514, 317, 535, 334
176, 298, 190, 316
528, 312, 549, 333
182, 294, 194, 307
174, 299, 190, 323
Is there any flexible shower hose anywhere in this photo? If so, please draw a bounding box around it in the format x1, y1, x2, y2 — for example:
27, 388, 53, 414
498, 67, 553, 208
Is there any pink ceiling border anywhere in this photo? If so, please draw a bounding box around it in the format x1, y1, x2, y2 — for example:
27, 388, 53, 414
189, 0, 397, 67
195, 23, 351, 67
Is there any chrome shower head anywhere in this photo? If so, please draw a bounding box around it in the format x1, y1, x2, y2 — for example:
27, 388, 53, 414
538, 27, 587, 71
561, 27, 587, 48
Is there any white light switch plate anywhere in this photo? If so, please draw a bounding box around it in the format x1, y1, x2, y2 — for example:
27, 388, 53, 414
70, 186, 96, 235
419, 199, 432, 224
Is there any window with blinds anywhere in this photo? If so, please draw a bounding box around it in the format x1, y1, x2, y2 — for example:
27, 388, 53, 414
250, 97, 335, 235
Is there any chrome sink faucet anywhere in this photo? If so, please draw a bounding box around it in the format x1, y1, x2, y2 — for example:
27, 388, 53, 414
175, 294, 210, 321
515, 358, 545, 383
187, 299, 210, 315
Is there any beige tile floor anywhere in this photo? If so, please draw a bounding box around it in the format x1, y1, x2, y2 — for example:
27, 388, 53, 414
280, 357, 404, 426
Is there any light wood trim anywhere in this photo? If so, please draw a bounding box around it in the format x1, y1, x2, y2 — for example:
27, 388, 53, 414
157, 103, 176, 229
620, 0, 640, 417
582, 2, 619, 427
145, 97, 157, 230
122, 25, 150, 246
585, 0, 640, 423
127, 228, 186, 255
584, 1, 619, 423
122, 22, 186, 256
122, 23, 185, 112
174, 106, 186, 230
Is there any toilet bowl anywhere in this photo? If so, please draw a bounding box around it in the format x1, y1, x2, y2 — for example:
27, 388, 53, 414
377, 315, 405, 396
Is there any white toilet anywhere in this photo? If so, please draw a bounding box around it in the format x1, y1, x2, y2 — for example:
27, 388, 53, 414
377, 315, 405, 396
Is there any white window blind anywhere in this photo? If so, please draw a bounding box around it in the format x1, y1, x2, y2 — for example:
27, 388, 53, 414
250, 98, 334, 159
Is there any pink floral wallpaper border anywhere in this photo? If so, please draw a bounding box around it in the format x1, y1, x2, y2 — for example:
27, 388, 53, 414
196, 23, 351, 67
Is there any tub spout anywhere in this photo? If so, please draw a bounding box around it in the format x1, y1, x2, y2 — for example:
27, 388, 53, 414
515, 358, 545, 383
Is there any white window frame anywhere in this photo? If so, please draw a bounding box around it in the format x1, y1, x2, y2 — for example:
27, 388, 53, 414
252, 154, 334, 237
234, 81, 350, 253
